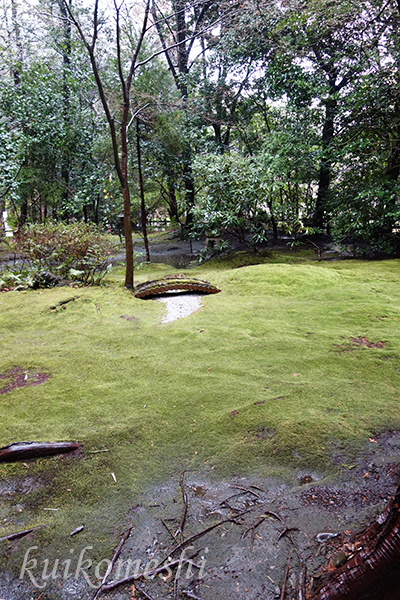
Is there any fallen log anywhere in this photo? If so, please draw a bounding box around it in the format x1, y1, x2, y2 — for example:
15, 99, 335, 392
309, 482, 400, 600
0, 441, 81, 463
0, 526, 48, 542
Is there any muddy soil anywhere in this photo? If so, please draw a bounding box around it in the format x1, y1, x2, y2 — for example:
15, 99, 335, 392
1, 431, 400, 600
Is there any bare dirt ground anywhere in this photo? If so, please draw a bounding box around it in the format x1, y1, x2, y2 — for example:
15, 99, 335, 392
1, 431, 400, 600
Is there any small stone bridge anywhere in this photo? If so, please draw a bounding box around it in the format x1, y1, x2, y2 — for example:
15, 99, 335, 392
134, 275, 221, 299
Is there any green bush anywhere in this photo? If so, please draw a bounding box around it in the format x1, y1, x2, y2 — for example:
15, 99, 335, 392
10, 221, 117, 287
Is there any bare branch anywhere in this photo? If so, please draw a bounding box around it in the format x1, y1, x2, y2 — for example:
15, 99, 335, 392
136, 12, 229, 71
114, 0, 126, 92
91, 0, 99, 51
127, 0, 151, 91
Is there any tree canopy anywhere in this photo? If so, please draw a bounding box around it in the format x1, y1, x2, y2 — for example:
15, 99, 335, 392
1, 0, 400, 261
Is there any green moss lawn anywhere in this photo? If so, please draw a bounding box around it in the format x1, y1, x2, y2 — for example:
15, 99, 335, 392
1, 253, 400, 569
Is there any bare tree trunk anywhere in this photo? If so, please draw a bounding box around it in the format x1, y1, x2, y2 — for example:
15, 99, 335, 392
58, 0, 72, 219
63, 0, 151, 288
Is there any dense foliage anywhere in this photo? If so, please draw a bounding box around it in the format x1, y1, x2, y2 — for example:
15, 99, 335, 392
0, 222, 116, 289
1, 0, 400, 256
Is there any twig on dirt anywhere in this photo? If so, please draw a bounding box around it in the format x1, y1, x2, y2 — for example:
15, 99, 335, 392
262, 510, 284, 523
0, 526, 47, 543
136, 584, 156, 600
241, 516, 267, 540
49, 296, 81, 309
277, 527, 299, 543
99, 552, 199, 595
221, 492, 250, 503
161, 509, 254, 564
241, 508, 287, 542
161, 518, 178, 542
92, 527, 133, 599
249, 484, 265, 493
280, 552, 291, 600
275, 523, 302, 564
231, 485, 262, 499
176, 470, 189, 543
220, 498, 244, 512
221, 489, 262, 506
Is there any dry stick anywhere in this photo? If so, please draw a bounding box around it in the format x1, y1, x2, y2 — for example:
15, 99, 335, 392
136, 585, 157, 600
250, 484, 265, 493
263, 510, 284, 523
159, 509, 254, 567
280, 552, 291, 600
220, 499, 243, 512
99, 552, 199, 595
97, 510, 253, 596
277, 527, 302, 564
241, 509, 285, 541
221, 491, 254, 504
231, 485, 261, 499
241, 516, 267, 540
161, 518, 178, 543
0, 526, 47, 542
92, 527, 133, 599
277, 527, 300, 543
70, 525, 84, 537
176, 470, 189, 543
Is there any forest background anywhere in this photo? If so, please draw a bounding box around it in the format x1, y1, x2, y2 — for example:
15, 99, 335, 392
1, 0, 400, 265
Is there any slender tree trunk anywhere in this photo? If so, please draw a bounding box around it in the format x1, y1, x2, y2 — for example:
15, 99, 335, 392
166, 180, 179, 221
63, 0, 151, 289
136, 119, 150, 262
267, 198, 278, 239
19, 201, 27, 227
120, 107, 134, 288
58, 0, 72, 219
174, 0, 195, 232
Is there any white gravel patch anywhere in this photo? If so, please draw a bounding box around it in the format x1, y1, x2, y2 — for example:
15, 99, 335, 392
156, 294, 202, 323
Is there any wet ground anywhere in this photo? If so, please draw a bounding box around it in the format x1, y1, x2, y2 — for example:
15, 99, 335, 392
1, 431, 400, 599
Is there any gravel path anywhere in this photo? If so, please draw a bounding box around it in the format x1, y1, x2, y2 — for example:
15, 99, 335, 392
156, 294, 202, 323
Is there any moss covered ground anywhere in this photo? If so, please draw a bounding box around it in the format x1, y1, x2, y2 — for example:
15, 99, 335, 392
1, 252, 400, 589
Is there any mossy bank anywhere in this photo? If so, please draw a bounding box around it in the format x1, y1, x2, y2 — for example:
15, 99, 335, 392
1, 254, 400, 597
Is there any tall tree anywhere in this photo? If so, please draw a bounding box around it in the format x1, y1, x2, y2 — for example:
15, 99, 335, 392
63, 0, 152, 288
151, 0, 221, 231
